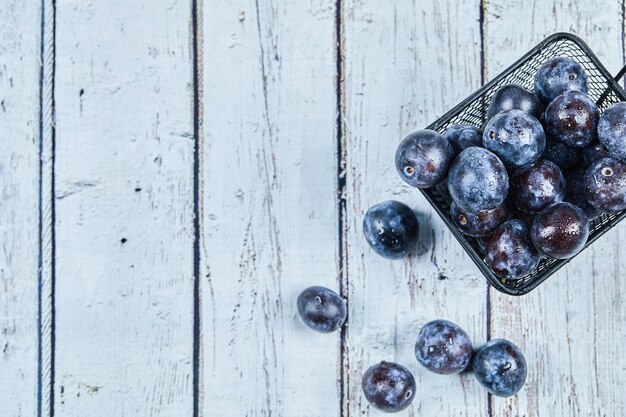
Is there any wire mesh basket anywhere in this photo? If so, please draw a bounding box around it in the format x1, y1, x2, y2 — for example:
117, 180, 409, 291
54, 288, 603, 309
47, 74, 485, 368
422, 32, 626, 296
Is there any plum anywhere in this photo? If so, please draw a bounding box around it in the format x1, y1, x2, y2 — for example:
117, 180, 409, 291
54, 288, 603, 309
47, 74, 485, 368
565, 170, 599, 219
584, 157, 626, 212
395, 130, 454, 188
483, 109, 546, 168
448, 147, 510, 213
414, 320, 473, 375
443, 124, 482, 156
534, 57, 588, 104
598, 102, 626, 160
511, 160, 566, 214
297, 286, 347, 333
545, 91, 598, 148
362, 361, 416, 413
530, 202, 589, 259
580, 140, 610, 168
487, 84, 543, 120
472, 339, 527, 397
542, 137, 580, 170
363, 201, 419, 259
484, 219, 540, 280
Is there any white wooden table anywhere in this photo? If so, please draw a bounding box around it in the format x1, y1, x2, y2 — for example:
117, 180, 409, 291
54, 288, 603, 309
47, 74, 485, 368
2, 1, 625, 416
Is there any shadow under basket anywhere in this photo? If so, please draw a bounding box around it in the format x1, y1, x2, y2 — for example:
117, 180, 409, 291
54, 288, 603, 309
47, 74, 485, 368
422, 32, 626, 296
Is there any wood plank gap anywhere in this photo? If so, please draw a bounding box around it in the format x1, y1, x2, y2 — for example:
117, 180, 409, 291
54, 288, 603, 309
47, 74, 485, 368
335, 0, 349, 416
37, 0, 56, 416
192, 0, 203, 415
622, 0, 625, 88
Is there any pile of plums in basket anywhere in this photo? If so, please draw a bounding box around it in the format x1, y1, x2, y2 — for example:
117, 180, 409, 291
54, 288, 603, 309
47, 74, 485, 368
384, 56, 626, 280
297, 289, 525, 412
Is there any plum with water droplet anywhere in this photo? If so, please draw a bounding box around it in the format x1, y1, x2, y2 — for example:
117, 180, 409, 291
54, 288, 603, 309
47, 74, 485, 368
448, 147, 510, 213
362, 361, 416, 413
297, 286, 346, 333
414, 320, 473, 375
363, 200, 419, 259
511, 159, 566, 214
450, 200, 510, 237
395, 130, 454, 188
584, 157, 626, 212
483, 109, 546, 168
472, 339, 527, 397
484, 219, 540, 280
598, 102, 626, 160
530, 202, 589, 259
545, 91, 598, 148
534, 57, 588, 104
487, 84, 543, 120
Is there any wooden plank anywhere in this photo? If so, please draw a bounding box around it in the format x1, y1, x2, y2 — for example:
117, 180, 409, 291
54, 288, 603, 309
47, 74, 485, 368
484, 2, 626, 415
199, 1, 341, 416
53, 1, 195, 415
0, 2, 42, 416
342, 1, 489, 415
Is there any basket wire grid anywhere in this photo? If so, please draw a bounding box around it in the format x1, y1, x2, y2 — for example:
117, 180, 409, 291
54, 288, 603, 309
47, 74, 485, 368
422, 33, 626, 295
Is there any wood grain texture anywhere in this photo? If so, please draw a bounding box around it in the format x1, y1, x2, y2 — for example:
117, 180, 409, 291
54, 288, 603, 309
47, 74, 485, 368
484, 2, 626, 415
53, 1, 195, 415
0, 2, 41, 416
342, 1, 489, 415
199, 1, 341, 416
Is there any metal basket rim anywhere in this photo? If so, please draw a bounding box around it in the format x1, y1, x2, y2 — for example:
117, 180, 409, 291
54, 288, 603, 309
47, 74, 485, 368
422, 32, 626, 296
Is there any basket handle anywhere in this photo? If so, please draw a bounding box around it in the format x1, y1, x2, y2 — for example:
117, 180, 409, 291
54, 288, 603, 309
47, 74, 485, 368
615, 64, 626, 82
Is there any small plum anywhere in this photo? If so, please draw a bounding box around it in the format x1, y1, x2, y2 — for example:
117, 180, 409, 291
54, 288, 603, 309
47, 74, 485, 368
414, 320, 473, 375
530, 202, 589, 259
395, 130, 454, 188
534, 57, 588, 104
297, 286, 347, 333
363, 201, 419, 259
362, 361, 416, 413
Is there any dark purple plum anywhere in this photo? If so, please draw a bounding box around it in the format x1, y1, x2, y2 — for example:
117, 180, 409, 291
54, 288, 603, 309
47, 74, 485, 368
531, 202, 589, 259
472, 339, 527, 397
297, 286, 346, 333
443, 124, 482, 156
511, 160, 566, 214
487, 84, 543, 120
534, 57, 589, 104
565, 170, 599, 219
434, 178, 453, 203
580, 140, 610, 168
448, 147, 510, 213
363, 201, 419, 259
483, 109, 546, 168
545, 91, 598, 148
414, 320, 473, 375
450, 200, 510, 237
362, 361, 416, 413
584, 157, 626, 212
485, 219, 540, 280
395, 130, 454, 188
598, 102, 626, 160
542, 137, 580, 170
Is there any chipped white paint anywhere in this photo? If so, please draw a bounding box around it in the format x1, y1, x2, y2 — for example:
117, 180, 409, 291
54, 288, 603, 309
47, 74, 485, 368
342, 1, 489, 416
485, 1, 626, 416
52, 0, 194, 415
199, 1, 342, 416
0, 2, 41, 416
2, 1, 626, 416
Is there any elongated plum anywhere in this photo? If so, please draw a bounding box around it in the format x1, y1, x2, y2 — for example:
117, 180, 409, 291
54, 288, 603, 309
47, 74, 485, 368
448, 147, 509, 213
297, 286, 347, 333
483, 109, 546, 168
395, 130, 454, 188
